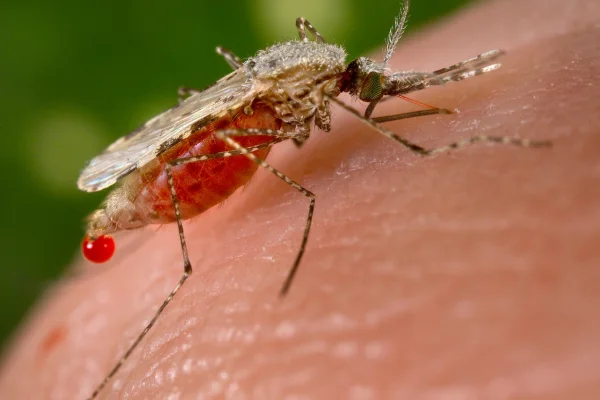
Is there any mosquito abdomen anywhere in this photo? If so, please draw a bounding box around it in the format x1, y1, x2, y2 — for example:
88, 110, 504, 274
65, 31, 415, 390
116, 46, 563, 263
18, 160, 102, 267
86, 102, 281, 237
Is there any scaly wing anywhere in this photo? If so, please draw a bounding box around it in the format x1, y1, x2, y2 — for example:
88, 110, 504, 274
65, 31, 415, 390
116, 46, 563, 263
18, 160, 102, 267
78, 68, 254, 192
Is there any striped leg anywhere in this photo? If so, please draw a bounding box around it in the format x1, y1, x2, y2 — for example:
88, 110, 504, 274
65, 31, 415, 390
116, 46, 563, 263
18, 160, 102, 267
371, 108, 453, 123
216, 46, 243, 70
87, 133, 285, 400
178, 86, 201, 103
296, 17, 326, 43
364, 96, 451, 120
215, 127, 315, 296
329, 95, 552, 156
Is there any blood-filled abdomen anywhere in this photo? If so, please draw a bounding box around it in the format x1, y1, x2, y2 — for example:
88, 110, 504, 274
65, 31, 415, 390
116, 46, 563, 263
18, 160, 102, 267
90, 102, 282, 235
137, 102, 280, 223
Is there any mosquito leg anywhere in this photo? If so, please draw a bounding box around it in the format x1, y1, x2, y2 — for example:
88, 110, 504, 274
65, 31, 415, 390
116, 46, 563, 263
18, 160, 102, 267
364, 98, 381, 119
178, 86, 201, 103
216, 46, 243, 70
296, 17, 326, 43
87, 134, 288, 399
372, 109, 452, 123
364, 98, 448, 120
214, 127, 315, 296
178, 46, 248, 102
87, 168, 192, 400
169, 132, 290, 169
328, 95, 552, 156
171, 126, 310, 294
369, 93, 453, 122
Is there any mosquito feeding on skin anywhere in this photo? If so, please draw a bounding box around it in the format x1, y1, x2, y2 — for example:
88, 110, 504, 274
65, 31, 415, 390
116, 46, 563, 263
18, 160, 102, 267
77, 1, 551, 397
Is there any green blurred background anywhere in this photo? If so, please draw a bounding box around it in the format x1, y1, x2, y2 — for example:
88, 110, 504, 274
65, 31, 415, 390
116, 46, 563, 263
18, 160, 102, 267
0, 0, 473, 348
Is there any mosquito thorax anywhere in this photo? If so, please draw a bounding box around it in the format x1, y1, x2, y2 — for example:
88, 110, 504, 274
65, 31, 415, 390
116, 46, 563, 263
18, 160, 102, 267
247, 40, 346, 79
246, 40, 347, 123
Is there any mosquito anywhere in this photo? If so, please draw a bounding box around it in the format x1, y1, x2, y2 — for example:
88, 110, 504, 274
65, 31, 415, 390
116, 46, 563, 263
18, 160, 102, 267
78, 1, 550, 397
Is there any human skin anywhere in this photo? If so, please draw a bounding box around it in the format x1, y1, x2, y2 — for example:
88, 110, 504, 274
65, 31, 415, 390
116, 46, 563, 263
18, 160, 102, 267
1, 0, 599, 398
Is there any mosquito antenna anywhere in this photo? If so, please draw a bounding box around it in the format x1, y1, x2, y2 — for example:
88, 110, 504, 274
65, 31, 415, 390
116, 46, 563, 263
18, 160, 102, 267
384, 0, 410, 66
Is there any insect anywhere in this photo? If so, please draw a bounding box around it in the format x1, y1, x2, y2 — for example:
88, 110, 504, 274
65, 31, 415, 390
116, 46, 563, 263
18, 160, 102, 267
77, 1, 550, 397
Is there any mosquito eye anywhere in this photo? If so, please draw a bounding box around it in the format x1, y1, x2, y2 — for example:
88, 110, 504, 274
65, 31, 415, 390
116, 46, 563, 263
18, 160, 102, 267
359, 72, 383, 102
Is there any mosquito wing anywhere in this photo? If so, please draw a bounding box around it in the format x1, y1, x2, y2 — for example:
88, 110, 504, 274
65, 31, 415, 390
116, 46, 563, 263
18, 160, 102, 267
78, 68, 255, 192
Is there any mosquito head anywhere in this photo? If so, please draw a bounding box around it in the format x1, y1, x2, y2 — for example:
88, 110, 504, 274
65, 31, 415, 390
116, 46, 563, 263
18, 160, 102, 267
339, 57, 386, 100
339, 0, 410, 101
339, 57, 414, 103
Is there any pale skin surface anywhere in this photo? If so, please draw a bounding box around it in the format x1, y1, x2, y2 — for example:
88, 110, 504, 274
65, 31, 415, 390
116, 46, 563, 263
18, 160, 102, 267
1, 0, 600, 398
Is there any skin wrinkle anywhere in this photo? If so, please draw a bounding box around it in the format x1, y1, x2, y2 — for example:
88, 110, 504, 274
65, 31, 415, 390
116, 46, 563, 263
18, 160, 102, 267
1, 0, 600, 398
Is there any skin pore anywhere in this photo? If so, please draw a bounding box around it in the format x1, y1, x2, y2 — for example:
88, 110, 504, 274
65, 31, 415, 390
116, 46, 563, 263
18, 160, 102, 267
1, 0, 599, 398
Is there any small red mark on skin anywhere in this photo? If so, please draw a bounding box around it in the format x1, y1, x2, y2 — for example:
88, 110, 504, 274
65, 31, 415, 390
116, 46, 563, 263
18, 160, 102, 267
82, 235, 115, 263
39, 325, 67, 356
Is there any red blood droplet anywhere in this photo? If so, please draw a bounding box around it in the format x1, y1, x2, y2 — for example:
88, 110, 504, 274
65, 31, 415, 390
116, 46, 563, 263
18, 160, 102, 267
82, 235, 115, 263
